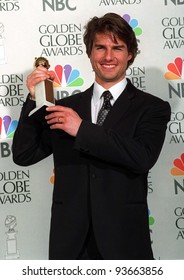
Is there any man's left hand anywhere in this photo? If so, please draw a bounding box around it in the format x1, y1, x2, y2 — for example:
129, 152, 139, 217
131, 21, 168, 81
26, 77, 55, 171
45, 105, 82, 137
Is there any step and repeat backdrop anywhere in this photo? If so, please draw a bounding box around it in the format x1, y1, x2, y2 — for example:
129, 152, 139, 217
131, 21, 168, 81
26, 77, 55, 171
0, 0, 184, 260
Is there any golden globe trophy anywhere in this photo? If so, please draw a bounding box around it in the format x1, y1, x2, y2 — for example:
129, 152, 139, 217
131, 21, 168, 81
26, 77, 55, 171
29, 57, 55, 118
5, 215, 19, 260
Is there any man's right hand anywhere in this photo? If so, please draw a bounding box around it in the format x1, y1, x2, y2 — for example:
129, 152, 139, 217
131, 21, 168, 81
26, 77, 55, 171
26, 66, 55, 99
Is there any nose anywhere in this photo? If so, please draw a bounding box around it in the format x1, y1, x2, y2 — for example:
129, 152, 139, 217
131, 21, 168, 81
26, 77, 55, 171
104, 49, 113, 61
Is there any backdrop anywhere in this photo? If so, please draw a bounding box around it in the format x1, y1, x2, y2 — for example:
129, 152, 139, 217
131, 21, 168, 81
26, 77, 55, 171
0, 0, 184, 260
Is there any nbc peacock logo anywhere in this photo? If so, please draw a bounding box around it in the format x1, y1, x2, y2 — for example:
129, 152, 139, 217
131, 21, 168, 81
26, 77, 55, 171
164, 57, 184, 80
50, 64, 84, 89
0, 115, 18, 139
50, 169, 55, 185
171, 153, 184, 176
122, 14, 142, 36
148, 209, 155, 226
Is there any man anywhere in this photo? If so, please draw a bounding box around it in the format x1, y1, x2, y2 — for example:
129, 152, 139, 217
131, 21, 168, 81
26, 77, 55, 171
12, 13, 171, 260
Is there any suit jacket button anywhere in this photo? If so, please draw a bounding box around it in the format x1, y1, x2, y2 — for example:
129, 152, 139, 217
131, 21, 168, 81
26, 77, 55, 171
92, 173, 96, 179
80, 148, 89, 153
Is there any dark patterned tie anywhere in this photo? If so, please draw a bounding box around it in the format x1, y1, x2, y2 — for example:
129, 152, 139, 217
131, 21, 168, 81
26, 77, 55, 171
97, 90, 113, 126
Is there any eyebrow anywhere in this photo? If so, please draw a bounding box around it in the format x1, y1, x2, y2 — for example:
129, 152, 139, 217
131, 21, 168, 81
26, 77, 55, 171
94, 43, 126, 48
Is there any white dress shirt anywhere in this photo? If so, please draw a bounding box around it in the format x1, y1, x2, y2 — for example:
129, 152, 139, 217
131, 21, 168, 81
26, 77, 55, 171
91, 78, 127, 124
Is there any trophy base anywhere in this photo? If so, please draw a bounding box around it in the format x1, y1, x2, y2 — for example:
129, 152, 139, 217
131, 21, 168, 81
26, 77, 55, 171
28, 78, 55, 121
28, 105, 49, 122
6, 251, 20, 260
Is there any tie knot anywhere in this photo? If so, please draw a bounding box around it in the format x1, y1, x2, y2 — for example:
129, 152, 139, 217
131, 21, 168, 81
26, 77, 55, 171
102, 90, 113, 102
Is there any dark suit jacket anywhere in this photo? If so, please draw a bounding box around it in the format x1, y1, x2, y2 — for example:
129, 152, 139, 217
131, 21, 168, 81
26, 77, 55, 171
12, 79, 171, 260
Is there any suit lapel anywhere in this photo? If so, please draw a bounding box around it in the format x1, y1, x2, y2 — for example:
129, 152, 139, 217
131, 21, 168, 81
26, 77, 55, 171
76, 85, 93, 122
103, 79, 137, 127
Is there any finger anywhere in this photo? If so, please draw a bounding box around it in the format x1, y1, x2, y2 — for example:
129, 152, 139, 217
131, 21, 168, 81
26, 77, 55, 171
48, 70, 55, 80
46, 105, 71, 113
45, 112, 64, 122
46, 106, 59, 112
36, 65, 49, 73
45, 113, 58, 121
49, 123, 64, 130
27, 72, 49, 87
47, 116, 64, 125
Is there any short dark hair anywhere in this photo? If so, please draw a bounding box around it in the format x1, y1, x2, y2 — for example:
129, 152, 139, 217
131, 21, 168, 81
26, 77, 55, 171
83, 13, 138, 67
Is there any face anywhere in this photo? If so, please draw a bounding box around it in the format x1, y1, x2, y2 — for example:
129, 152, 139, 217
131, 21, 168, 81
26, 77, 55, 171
90, 32, 132, 88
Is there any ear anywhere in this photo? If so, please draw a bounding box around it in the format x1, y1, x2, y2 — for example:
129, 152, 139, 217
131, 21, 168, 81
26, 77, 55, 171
128, 53, 133, 61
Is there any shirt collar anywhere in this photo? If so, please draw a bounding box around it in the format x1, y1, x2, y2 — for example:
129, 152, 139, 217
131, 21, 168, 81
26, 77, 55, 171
93, 78, 127, 105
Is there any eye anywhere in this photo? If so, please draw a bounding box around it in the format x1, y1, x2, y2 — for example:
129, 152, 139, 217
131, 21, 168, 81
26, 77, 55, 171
96, 46, 102, 50
114, 46, 125, 51
95, 45, 105, 50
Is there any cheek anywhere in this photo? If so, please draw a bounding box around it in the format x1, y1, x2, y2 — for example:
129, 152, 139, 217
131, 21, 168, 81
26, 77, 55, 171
90, 50, 102, 61
90, 55, 99, 68
90, 55, 95, 66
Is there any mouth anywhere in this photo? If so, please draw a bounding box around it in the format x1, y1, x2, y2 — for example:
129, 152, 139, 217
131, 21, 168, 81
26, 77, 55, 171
101, 64, 116, 69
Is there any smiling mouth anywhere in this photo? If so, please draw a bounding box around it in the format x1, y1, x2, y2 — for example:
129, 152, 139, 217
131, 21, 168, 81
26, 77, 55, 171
102, 64, 116, 69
